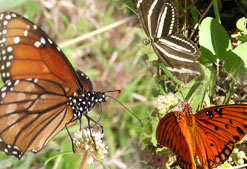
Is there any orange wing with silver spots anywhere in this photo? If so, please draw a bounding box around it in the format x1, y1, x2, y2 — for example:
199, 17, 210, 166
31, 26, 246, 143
157, 103, 247, 169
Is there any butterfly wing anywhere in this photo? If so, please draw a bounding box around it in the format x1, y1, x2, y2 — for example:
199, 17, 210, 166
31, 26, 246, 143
75, 69, 93, 91
136, 0, 178, 38
0, 11, 83, 90
152, 34, 201, 81
137, 0, 201, 82
156, 112, 197, 169
195, 104, 247, 168
0, 79, 74, 159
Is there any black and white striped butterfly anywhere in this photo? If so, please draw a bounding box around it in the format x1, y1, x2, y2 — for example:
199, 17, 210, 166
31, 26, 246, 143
136, 0, 202, 82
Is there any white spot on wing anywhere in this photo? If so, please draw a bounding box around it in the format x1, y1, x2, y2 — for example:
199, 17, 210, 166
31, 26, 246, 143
14, 80, 20, 86
34, 41, 41, 47
24, 30, 28, 37
3, 20, 8, 26
48, 38, 53, 44
14, 37, 20, 44
2, 29, 7, 34
1, 92, 6, 98
6, 62, 11, 67
5, 15, 11, 20
7, 47, 13, 52
9, 55, 14, 60
40, 37, 46, 44
33, 25, 38, 30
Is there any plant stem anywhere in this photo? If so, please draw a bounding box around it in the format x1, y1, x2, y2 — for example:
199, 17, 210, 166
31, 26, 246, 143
212, 0, 221, 23
59, 16, 136, 48
80, 153, 88, 169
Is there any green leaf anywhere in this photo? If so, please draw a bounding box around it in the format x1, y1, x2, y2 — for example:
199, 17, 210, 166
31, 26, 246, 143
224, 43, 247, 76
199, 17, 231, 60
148, 51, 158, 61
233, 42, 247, 67
236, 17, 247, 32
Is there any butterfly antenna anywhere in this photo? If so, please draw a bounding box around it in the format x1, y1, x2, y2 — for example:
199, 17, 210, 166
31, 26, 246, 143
105, 94, 143, 127
104, 89, 121, 94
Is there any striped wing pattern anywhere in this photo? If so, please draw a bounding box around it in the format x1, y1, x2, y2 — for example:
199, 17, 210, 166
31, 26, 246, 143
137, 0, 202, 81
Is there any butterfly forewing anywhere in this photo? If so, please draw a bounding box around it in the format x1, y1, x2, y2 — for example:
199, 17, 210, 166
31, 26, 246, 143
0, 11, 81, 88
156, 112, 196, 169
137, 0, 178, 38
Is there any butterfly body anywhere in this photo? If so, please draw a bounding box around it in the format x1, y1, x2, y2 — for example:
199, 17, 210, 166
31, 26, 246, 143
136, 0, 202, 81
0, 11, 106, 159
68, 91, 106, 119
157, 103, 247, 169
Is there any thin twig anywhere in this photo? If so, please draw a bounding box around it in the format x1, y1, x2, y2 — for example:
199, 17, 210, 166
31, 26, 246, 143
59, 16, 136, 48
189, 1, 213, 39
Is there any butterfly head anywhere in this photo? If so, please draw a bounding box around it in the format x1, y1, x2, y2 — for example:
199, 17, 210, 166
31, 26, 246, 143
68, 91, 106, 119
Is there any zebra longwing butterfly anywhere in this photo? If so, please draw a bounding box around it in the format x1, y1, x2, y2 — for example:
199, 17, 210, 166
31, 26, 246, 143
136, 0, 202, 82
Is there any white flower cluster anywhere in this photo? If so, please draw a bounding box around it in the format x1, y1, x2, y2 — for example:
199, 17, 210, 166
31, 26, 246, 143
228, 148, 246, 165
73, 129, 108, 164
157, 93, 179, 115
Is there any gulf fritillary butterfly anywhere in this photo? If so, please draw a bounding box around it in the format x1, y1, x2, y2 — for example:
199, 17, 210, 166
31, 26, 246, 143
156, 102, 247, 169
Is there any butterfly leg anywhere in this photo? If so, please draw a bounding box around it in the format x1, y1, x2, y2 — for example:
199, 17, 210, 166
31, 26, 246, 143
65, 118, 78, 153
79, 118, 82, 131
85, 114, 104, 151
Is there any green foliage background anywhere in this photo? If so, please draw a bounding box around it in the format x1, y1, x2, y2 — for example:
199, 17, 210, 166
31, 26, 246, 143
0, 0, 247, 169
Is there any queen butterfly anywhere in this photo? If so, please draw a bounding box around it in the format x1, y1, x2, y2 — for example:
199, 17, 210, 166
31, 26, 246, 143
0, 11, 109, 159
136, 0, 202, 82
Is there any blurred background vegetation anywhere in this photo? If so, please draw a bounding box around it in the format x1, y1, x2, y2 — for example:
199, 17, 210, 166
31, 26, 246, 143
0, 0, 247, 169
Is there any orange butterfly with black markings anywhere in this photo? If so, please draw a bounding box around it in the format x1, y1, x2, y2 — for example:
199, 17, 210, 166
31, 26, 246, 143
0, 11, 107, 159
156, 102, 247, 169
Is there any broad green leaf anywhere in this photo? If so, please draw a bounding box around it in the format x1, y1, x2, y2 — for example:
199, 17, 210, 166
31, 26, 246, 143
199, 17, 231, 60
224, 43, 247, 76
236, 17, 247, 32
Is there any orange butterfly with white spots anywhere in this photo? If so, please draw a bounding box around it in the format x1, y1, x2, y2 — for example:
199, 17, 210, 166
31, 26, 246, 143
0, 11, 106, 159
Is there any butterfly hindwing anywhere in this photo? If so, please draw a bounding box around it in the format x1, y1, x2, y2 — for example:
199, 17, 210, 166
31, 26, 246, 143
195, 105, 247, 168
75, 69, 93, 91
0, 79, 74, 158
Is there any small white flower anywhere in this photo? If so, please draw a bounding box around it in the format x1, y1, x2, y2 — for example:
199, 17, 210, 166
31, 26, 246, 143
157, 93, 180, 115
73, 129, 108, 164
